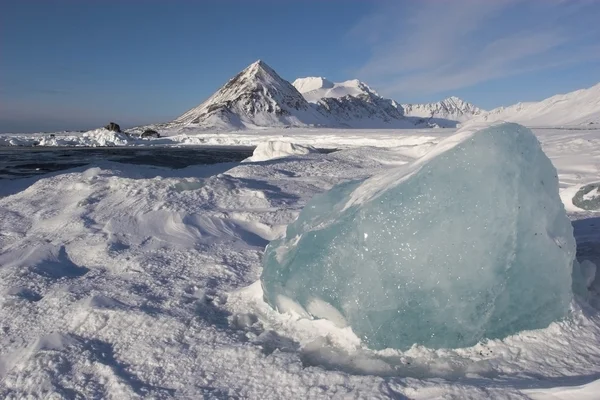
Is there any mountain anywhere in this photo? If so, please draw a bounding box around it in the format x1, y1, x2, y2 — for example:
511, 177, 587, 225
293, 77, 380, 103
401, 97, 484, 128
478, 83, 600, 127
316, 93, 416, 128
172, 60, 326, 130
171, 63, 419, 130
293, 76, 418, 128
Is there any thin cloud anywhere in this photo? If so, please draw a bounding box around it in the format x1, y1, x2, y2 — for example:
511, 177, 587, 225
351, 0, 600, 98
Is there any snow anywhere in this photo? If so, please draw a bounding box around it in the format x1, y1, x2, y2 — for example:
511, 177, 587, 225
402, 96, 484, 127
479, 83, 600, 127
291, 77, 334, 95
0, 128, 131, 147
524, 379, 600, 400
0, 127, 446, 150
0, 125, 600, 398
171, 60, 328, 130
261, 122, 578, 350
293, 77, 380, 104
245, 141, 318, 162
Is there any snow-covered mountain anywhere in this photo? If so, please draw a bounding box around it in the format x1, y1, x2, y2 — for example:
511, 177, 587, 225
173, 60, 326, 130
402, 97, 484, 128
293, 77, 380, 103
293, 76, 419, 128
316, 93, 415, 128
171, 62, 420, 130
479, 83, 600, 127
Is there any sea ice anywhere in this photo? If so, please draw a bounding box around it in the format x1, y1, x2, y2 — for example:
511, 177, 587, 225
261, 122, 579, 350
245, 140, 318, 162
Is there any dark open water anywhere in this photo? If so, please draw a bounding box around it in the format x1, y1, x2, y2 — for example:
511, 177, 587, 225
0, 146, 255, 180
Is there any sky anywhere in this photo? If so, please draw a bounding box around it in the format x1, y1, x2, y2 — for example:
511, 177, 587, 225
1, 0, 600, 133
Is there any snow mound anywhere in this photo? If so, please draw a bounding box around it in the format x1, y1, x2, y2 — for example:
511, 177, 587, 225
261, 122, 579, 350
245, 141, 318, 162
80, 129, 130, 146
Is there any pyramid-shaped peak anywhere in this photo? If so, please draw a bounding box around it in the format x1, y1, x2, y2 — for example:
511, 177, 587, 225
172, 59, 319, 128
243, 59, 278, 77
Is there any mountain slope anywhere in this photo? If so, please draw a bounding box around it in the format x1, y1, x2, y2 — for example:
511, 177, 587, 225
402, 97, 484, 128
316, 94, 416, 128
173, 60, 326, 130
171, 65, 423, 130
294, 76, 418, 128
479, 83, 600, 127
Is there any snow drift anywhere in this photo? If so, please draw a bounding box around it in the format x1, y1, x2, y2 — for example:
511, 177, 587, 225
261, 122, 579, 350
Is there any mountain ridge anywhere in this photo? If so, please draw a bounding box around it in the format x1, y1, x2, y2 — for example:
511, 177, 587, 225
171, 61, 419, 130
478, 83, 600, 126
401, 97, 484, 128
165, 60, 598, 131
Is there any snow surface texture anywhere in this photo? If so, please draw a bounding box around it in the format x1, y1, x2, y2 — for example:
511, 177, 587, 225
1, 126, 600, 398
245, 141, 318, 162
261, 123, 579, 350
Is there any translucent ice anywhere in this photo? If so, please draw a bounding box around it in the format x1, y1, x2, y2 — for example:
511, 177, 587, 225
261, 123, 578, 350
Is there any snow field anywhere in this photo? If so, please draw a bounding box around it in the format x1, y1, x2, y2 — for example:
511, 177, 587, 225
0, 128, 599, 398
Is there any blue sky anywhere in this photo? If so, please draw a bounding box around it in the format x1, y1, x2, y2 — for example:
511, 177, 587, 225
1, 0, 599, 133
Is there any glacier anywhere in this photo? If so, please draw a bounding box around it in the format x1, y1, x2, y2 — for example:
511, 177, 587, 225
261, 122, 579, 350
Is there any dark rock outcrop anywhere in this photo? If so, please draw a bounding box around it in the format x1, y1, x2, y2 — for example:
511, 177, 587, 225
141, 129, 160, 139
105, 122, 121, 132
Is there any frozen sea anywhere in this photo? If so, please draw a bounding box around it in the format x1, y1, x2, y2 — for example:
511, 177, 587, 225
0, 126, 599, 399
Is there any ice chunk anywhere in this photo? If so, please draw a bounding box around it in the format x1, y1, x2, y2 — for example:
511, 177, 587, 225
261, 122, 579, 350
245, 141, 318, 162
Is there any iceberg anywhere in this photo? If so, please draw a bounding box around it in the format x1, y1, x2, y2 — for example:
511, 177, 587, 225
261, 123, 579, 350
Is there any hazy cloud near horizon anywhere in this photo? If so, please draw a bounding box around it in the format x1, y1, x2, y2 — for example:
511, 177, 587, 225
351, 0, 600, 98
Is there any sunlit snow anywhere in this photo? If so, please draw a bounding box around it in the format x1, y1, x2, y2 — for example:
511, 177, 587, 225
261, 123, 580, 350
1, 125, 599, 398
